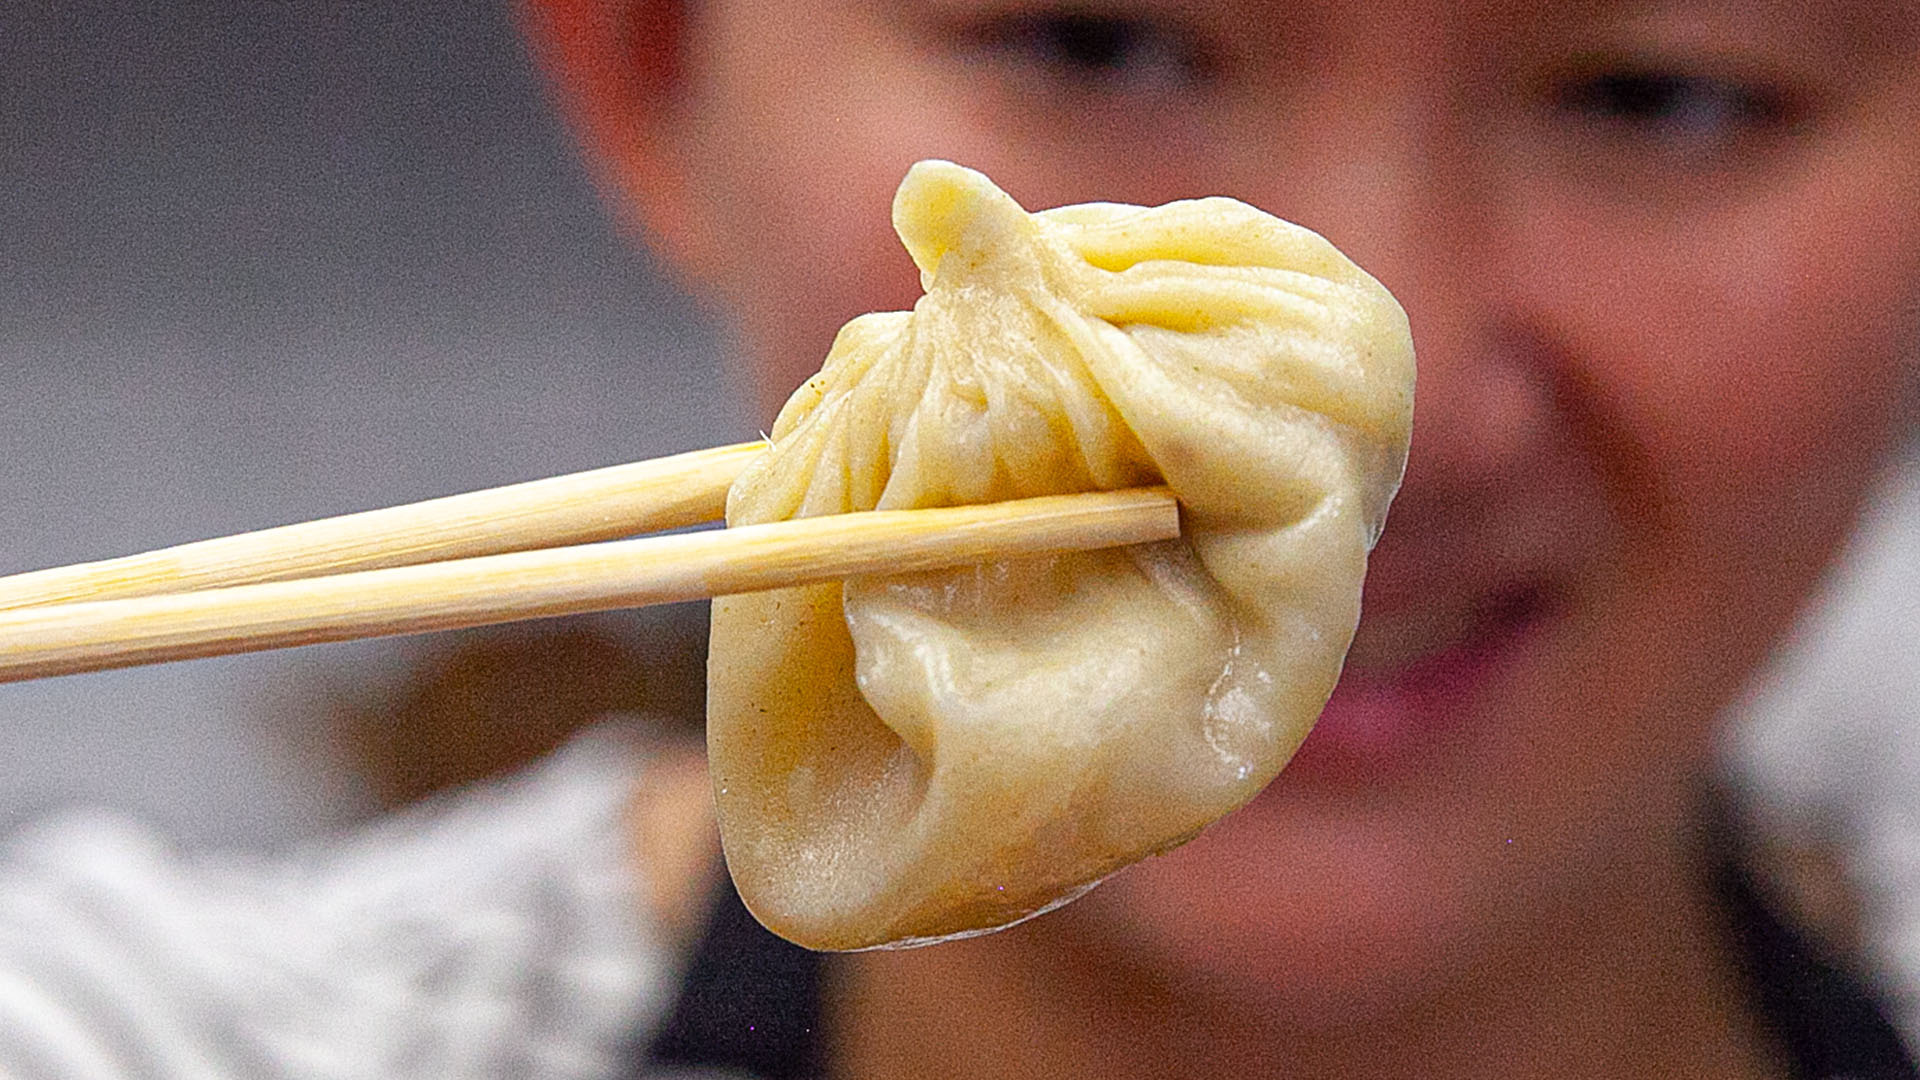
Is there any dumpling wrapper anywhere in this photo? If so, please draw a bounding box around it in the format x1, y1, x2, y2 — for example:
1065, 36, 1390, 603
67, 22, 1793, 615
708, 161, 1414, 951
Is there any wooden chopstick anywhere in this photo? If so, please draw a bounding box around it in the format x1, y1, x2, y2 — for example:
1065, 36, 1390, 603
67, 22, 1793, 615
0, 487, 1180, 684
0, 441, 767, 612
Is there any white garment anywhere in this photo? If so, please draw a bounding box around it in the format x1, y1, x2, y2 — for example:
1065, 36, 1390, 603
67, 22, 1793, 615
0, 730, 674, 1079
1730, 451, 1920, 1044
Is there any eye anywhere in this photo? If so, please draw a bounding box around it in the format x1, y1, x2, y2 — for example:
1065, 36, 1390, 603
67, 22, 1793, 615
950, 9, 1216, 97
1551, 64, 1798, 154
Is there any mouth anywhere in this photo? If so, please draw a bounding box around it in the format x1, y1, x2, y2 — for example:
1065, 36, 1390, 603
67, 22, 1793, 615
1283, 582, 1558, 783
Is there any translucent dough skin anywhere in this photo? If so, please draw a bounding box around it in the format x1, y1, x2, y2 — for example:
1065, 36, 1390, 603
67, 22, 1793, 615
708, 161, 1414, 951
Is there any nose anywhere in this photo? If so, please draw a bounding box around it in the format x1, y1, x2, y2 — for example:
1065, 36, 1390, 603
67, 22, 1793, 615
1258, 96, 1555, 526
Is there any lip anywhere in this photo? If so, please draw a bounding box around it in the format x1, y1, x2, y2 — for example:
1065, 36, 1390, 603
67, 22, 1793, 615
1282, 585, 1554, 785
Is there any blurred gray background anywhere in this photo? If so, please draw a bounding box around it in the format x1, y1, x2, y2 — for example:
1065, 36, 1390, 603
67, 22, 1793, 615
2, 1, 742, 845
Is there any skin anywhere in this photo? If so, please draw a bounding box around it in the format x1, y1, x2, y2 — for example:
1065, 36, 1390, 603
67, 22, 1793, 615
526, 0, 1920, 1076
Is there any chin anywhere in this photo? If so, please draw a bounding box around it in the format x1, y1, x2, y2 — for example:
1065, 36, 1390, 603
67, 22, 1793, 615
1057, 773, 1486, 1027
1051, 653, 1626, 1030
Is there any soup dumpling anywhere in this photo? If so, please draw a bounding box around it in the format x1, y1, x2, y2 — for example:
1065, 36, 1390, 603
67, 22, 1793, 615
707, 160, 1414, 951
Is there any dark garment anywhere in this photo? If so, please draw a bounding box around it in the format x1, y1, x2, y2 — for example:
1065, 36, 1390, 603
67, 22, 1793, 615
644, 863, 1917, 1080
645, 884, 828, 1080
1713, 846, 1916, 1078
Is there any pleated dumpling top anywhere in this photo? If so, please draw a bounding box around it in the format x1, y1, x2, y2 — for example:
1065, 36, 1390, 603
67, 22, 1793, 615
708, 161, 1414, 950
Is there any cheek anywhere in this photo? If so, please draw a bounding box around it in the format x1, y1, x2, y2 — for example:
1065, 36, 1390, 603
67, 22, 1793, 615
681, 4, 1223, 420
687, 4, 1012, 416
1519, 170, 1920, 563
1489, 154, 1920, 809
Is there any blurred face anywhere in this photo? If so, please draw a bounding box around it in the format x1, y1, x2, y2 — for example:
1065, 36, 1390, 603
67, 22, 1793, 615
549, 0, 1920, 1020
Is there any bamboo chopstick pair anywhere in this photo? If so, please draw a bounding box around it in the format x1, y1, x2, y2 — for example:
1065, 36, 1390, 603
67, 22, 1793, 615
0, 441, 1180, 684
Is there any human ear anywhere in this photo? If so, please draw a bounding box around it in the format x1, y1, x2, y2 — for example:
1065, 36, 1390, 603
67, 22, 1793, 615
519, 0, 715, 278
